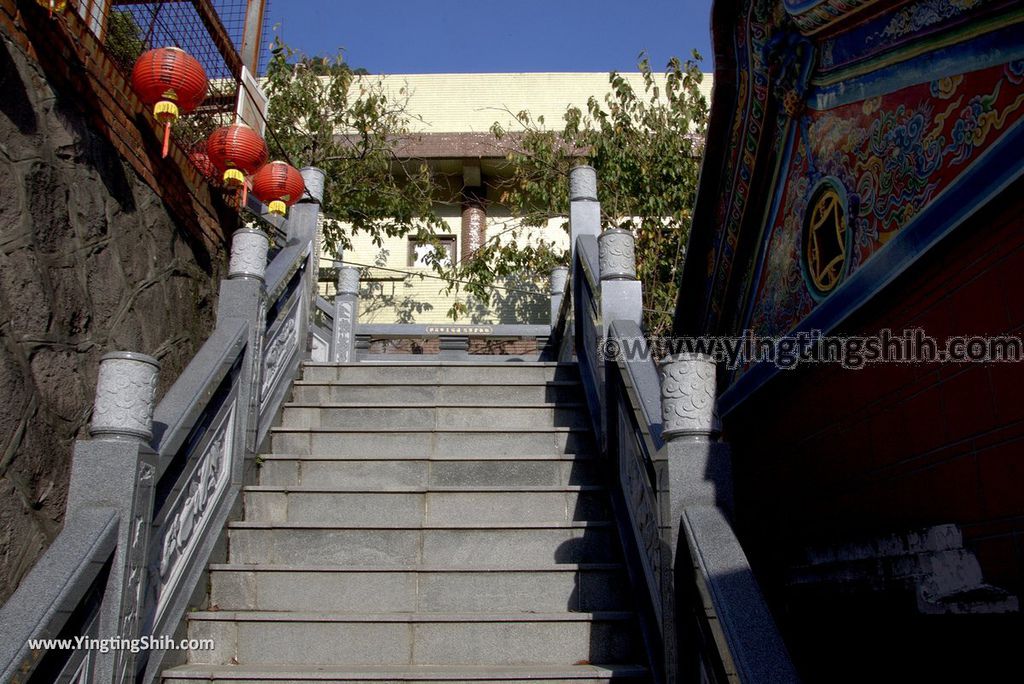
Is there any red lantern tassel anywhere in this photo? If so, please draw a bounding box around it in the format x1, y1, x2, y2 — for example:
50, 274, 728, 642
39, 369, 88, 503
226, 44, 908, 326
162, 123, 171, 158
241, 179, 249, 207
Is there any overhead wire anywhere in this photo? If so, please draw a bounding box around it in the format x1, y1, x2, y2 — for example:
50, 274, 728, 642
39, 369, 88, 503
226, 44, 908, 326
334, 260, 555, 297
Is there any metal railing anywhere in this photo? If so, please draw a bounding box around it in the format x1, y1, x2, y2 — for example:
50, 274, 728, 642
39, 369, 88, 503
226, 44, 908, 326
548, 166, 799, 683
0, 167, 324, 684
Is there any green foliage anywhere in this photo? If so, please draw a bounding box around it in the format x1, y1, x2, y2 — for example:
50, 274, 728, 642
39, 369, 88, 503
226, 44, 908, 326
263, 38, 444, 256
464, 52, 708, 333
105, 11, 145, 68
295, 55, 370, 76
263, 41, 706, 328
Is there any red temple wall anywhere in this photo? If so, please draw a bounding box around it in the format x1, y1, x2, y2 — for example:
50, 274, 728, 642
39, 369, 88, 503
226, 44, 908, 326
727, 176, 1024, 598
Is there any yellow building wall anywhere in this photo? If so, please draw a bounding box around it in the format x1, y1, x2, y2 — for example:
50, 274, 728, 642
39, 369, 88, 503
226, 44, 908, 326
315, 71, 712, 324
320, 207, 569, 325
351, 72, 714, 134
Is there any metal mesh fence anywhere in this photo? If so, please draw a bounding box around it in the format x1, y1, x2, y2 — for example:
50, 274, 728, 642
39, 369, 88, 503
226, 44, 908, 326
70, 0, 272, 178
108, 2, 233, 79
209, 0, 273, 74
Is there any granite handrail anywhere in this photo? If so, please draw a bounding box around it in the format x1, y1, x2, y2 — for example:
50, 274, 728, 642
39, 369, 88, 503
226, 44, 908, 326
549, 266, 574, 362
572, 234, 605, 441
0, 168, 327, 684
356, 323, 551, 338
0, 508, 119, 683
315, 294, 334, 321
150, 318, 249, 477
264, 237, 312, 302
554, 166, 798, 682
609, 320, 664, 449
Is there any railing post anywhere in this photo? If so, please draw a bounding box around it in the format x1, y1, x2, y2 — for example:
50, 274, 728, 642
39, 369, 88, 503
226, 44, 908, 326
549, 266, 568, 327
439, 335, 471, 359
356, 333, 372, 358
659, 353, 729, 513
290, 167, 326, 359
66, 353, 160, 683
569, 165, 601, 247
598, 227, 643, 335
221, 226, 270, 463
657, 353, 724, 683
568, 166, 601, 371
661, 354, 804, 683
331, 265, 360, 363
596, 227, 643, 454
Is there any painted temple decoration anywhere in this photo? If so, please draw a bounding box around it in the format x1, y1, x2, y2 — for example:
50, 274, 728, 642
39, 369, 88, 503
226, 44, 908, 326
680, 0, 1024, 393
676, 3, 1024, 673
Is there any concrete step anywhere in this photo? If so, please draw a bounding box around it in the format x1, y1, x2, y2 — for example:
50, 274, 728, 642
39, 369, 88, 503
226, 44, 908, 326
163, 663, 650, 683
269, 427, 595, 458
185, 611, 640, 668
243, 486, 610, 525
280, 404, 590, 430
301, 363, 580, 385
291, 382, 583, 405
255, 455, 602, 488
226, 521, 620, 567
208, 564, 629, 613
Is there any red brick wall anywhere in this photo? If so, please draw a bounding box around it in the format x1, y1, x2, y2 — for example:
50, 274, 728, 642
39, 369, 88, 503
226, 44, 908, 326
0, 0, 231, 253
364, 337, 541, 355
728, 175, 1024, 599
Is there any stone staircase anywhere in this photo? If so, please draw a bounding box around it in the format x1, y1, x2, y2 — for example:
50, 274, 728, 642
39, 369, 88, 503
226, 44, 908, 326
161, 361, 651, 683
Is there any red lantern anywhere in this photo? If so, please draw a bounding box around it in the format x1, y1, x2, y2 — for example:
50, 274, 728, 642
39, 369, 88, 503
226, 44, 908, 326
36, 0, 67, 19
131, 48, 208, 158
187, 142, 217, 181
206, 123, 269, 192
251, 161, 305, 216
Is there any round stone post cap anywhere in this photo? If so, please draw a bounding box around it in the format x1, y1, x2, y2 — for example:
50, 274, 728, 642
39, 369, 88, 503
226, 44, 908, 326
228, 228, 270, 281
598, 227, 637, 281
569, 165, 598, 201
90, 351, 161, 442
549, 266, 569, 294
299, 167, 326, 204
336, 265, 361, 296
658, 352, 721, 438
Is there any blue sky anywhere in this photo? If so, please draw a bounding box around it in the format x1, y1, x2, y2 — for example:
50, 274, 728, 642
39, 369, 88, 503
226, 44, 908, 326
265, 0, 714, 74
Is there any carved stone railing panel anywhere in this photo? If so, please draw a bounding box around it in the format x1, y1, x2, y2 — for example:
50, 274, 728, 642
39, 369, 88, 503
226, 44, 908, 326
617, 394, 664, 626
150, 375, 238, 628
0, 169, 326, 684
0, 508, 118, 683
260, 277, 303, 418
114, 458, 155, 684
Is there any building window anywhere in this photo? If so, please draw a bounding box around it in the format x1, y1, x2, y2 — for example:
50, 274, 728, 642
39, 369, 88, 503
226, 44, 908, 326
802, 179, 850, 297
408, 236, 456, 268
